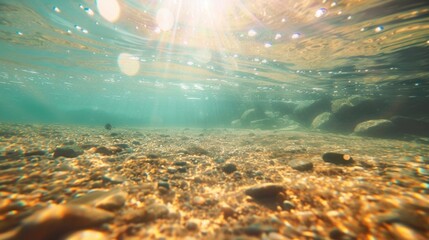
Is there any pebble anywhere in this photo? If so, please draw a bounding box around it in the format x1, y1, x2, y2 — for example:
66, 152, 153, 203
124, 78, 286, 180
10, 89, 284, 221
173, 161, 187, 166
244, 183, 285, 199
219, 202, 235, 218
5, 204, 114, 240
95, 147, 113, 155
158, 181, 170, 190
167, 167, 177, 174
54, 146, 84, 158
68, 189, 127, 211
222, 163, 237, 174
123, 203, 169, 223
281, 200, 295, 211
243, 223, 277, 236
62, 230, 109, 240
102, 173, 126, 184
185, 220, 199, 231
288, 159, 313, 171
193, 196, 205, 205
322, 152, 354, 165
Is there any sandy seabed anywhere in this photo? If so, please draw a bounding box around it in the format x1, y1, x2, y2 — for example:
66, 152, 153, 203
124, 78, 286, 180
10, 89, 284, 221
0, 123, 428, 240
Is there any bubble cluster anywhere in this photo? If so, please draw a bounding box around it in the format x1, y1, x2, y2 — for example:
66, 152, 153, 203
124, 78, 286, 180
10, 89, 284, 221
248, 29, 257, 37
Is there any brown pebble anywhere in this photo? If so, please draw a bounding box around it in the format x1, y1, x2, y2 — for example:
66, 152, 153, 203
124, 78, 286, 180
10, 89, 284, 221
244, 183, 285, 199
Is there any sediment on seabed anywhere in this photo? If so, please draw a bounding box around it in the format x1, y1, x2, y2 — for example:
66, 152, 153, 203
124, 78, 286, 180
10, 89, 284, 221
0, 123, 428, 239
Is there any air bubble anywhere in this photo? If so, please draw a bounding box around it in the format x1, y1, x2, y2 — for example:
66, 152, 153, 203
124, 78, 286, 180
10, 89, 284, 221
84, 7, 94, 16
375, 26, 384, 32
291, 33, 301, 39
264, 42, 272, 48
275, 33, 282, 40
53, 6, 61, 13
315, 8, 327, 18
248, 29, 257, 37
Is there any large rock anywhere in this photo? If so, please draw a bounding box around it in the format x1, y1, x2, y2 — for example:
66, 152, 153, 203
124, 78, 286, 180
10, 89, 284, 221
331, 96, 384, 131
241, 108, 266, 126
354, 119, 395, 138
271, 101, 297, 115
293, 98, 331, 125
53, 145, 84, 158
391, 116, 429, 137
311, 112, 338, 131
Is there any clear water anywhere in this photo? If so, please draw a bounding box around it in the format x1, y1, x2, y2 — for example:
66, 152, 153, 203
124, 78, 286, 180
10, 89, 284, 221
0, 0, 428, 126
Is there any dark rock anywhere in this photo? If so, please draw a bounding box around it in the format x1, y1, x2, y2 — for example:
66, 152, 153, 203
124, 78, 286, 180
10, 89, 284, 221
293, 98, 331, 125
147, 153, 160, 159
222, 163, 237, 174
95, 146, 113, 156
178, 167, 187, 173
158, 181, 170, 190
288, 159, 313, 171
3, 150, 23, 160
354, 119, 395, 138
167, 167, 177, 174
311, 112, 338, 131
243, 224, 277, 236
185, 220, 199, 231
4, 204, 114, 240
104, 123, 112, 130
331, 96, 384, 131
173, 161, 187, 166
23, 150, 46, 157
114, 143, 129, 149
322, 152, 354, 165
244, 183, 285, 199
241, 108, 267, 126
53, 145, 84, 158
391, 116, 429, 137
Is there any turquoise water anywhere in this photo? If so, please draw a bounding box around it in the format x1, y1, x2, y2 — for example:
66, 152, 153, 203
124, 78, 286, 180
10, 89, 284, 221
0, 0, 428, 127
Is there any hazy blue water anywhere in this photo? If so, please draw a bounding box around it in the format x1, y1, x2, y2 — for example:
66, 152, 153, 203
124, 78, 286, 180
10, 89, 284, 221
0, 0, 428, 126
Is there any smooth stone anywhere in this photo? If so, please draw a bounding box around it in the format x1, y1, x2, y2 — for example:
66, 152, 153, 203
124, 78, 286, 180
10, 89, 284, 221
158, 181, 170, 190
123, 203, 169, 223
243, 224, 277, 236
222, 163, 237, 174
244, 183, 285, 199
288, 159, 313, 171
173, 161, 187, 166
102, 174, 126, 184
54, 145, 84, 158
354, 119, 395, 138
185, 220, 199, 231
282, 200, 295, 211
61, 230, 109, 240
68, 188, 127, 211
322, 152, 354, 165
167, 167, 177, 174
4, 204, 114, 240
185, 145, 209, 155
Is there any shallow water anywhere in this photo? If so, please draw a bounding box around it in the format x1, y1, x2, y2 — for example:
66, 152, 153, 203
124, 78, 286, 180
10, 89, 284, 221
1, 0, 429, 126
1, 2, 429, 239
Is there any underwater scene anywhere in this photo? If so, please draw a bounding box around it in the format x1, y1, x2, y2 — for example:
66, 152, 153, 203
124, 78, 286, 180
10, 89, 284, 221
0, 0, 429, 239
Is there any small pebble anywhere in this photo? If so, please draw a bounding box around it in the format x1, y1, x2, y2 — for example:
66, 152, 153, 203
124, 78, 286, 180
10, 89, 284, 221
245, 183, 285, 199
222, 163, 237, 174
288, 159, 313, 171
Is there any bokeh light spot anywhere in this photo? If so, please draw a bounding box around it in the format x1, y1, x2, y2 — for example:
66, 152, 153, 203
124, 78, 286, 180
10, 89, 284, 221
117, 53, 140, 76
96, 0, 121, 23
156, 8, 175, 31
